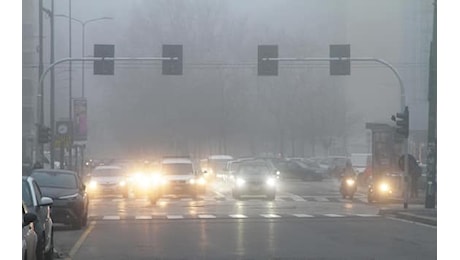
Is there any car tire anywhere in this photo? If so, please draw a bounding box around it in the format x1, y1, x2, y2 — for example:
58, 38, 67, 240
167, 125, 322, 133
36, 233, 45, 260
82, 209, 88, 227
44, 230, 54, 260
266, 192, 276, 201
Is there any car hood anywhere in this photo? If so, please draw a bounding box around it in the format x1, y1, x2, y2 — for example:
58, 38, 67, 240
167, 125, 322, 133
91, 176, 124, 184
40, 187, 79, 199
163, 175, 194, 181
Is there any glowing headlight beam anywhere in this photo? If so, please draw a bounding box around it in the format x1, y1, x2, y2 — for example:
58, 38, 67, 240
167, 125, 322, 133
266, 178, 276, 187
346, 179, 355, 186
379, 183, 390, 192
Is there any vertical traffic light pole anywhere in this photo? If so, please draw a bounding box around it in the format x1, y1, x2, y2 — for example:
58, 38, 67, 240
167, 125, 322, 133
36, 56, 179, 167
266, 56, 409, 208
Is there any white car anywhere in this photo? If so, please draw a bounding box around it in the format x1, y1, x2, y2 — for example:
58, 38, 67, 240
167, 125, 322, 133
87, 165, 129, 197
159, 157, 206, 198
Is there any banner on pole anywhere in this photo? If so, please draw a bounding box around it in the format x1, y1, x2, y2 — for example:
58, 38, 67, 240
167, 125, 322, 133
73, 98, 87, 142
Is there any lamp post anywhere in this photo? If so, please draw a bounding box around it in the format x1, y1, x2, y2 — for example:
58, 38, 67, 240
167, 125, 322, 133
54, 15, 113, 97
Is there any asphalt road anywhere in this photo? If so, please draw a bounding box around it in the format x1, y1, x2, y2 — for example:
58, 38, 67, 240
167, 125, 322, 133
54, 178, 436, 260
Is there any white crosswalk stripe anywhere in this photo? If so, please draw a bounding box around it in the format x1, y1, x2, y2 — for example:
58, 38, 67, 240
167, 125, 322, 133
166, 215, 184, 219
135, 216, 153, 220
198, 214, 217, 219
323, 214, 345, 217
260, 214, 281, 218
354, 214, 378, 217
103, 215, 120, 220
229, 214, 248, 219
292, 214, 314, 218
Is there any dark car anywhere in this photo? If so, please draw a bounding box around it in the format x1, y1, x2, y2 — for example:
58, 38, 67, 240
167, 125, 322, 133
31, 169, 89, 229
231, 160, 278, 200
22, 176, 54, 260
275, 159, 323, 181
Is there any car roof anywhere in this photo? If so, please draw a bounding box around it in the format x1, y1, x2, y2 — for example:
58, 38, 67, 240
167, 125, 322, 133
162, 158, 193, 164
94, 165, 123, 170
209, 155, 233, 160
32, 169, 77, 175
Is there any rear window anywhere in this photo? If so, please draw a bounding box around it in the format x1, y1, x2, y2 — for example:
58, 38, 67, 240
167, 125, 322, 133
22, 180, 33, 207
162, 163, 194, 175
93, 168, 124, 177
31, 171, 77, 189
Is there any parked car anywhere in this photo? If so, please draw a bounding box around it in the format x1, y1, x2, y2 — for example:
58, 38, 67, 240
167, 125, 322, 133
23, 201, 38, 260
86, 165, 129, 198
30, 169, 89, 229
22, 176, 54, 260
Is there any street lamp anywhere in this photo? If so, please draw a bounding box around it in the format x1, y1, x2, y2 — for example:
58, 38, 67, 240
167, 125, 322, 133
54, 15, 113, 97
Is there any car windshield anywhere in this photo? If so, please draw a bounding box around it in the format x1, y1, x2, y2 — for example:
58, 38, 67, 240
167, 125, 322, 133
162, 163, 193, 175
92, 168, 124, 177
22, 180, 34, 207
236, 164, 270, 176
31, 171, 77, 189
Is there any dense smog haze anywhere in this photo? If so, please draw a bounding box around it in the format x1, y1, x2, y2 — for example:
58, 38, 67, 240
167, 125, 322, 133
35, 0, 432, 160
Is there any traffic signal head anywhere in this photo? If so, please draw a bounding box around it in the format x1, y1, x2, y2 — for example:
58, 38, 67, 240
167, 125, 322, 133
258, 45, 278, 76
162, 44, 183, 75
392, 106, 409, 138
38, 125, 51, 144
94, 44, 115, 75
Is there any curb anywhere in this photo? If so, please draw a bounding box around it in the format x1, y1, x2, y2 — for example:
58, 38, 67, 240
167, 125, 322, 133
378, 209, 437, 226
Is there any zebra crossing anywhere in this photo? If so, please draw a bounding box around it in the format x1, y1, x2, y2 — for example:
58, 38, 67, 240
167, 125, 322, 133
90, 213, 380, 221
89, 194, 368, 204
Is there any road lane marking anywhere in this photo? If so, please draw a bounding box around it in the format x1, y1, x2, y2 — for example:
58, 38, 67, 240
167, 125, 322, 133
198, 214, 217, 219
229, 214, 248, 218
65, 221, 96, 260
293, 214, 314, 218
323, 214, 345, 217
135, 216, 153, 220
387, 217, 437, 229
354, 214, 379, 217
102, 215, 120, 220
260, 214, 281, 218
167, 215, 184, 219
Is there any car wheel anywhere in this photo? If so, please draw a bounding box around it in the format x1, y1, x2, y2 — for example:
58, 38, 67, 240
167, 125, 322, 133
36, 232, 45, 260
266, 192, 276, 201
72, 217, 83, 230
82, 209, 88, 227
44, 230, 54, 260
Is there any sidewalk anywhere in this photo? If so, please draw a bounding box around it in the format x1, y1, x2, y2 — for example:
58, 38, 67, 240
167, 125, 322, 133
378, 204, 437, 226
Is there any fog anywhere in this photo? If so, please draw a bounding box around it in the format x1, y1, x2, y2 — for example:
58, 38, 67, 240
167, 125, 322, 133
40, 0, 433, 159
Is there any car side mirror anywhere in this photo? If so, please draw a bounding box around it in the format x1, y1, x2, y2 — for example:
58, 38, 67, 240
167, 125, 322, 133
23, 212, 37, 227
40, 197, 53, 206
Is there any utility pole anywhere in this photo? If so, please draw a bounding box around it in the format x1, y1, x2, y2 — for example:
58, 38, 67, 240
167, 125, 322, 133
37, 0, 44, 163
425, 0, 437, 208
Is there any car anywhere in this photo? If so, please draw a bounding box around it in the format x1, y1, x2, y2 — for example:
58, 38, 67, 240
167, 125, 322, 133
288, 158, 326, 181
22, 176, 54, 260
231, 160, 278, 200
157, 157, 206, 200
86, 165, 129, 198
204, 155, 234, 181
23, 201, 38, 260
30, 169, 89, 229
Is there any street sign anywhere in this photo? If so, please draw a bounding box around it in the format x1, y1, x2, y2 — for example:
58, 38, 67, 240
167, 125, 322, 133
330, 44, 350, 75
94, 44, 115, 75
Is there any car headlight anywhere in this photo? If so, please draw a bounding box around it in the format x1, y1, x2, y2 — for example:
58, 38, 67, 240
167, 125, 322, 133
266, 177, 276, 187
119, 180, 126, 186
197, 177, 206, 185
89, 180, 97, 189
189, 179, 196, 185
236, 178, 246, 187
58, 193, 78, 199
346, 179, 355, 186
379, 183, 390, 192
